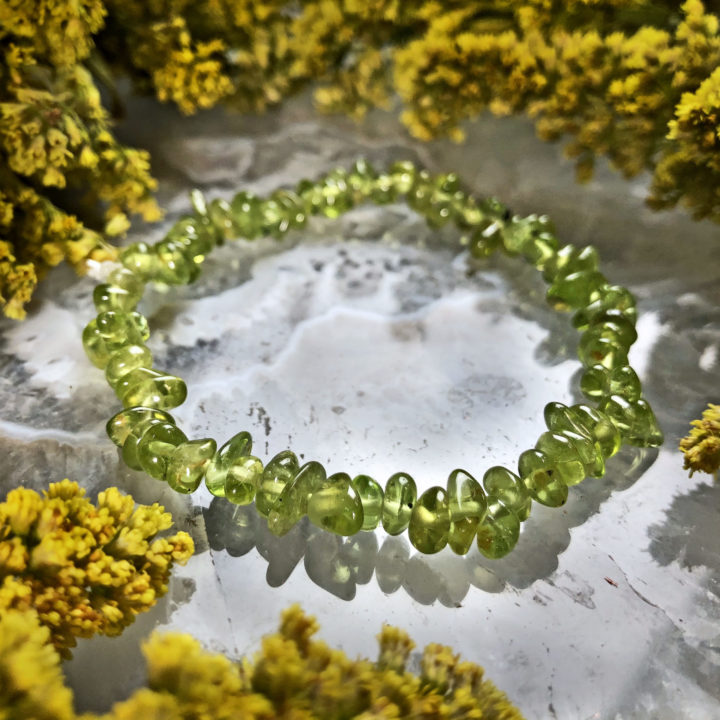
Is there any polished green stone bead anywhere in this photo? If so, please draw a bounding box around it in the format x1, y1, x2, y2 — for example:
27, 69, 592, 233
483, 466, 532, 520
523, 231, 559, 269
105, 345, 153, 389
138, 422, 187, 480
93, 284, 137, 313
166, 438, 216, 494
296, 179, 325, 216
542, 244, 599, 283
129, 312, 150, 341
408, 486, 450, 554
534, 432, 586, 486
167, 216, 215, 262
82, 311, 146, 368
121, 412, 177, 471
205, 431, 253, 497
476, 500, 520, 559
308, 472, 364, 536
106, 406, 175, 447
468, 220, 503, 259
108, 267, 145, 297
225, 455, 264, 505
268, 461, 326, 536
501, 214, 554, 256
387, 161, 416, 194
207, 198, 234, 240
120, 369, 187, 410
518, 449, 569, 507
560, 429, 604, 478
572, 284, 637, 330
547, 270, 607, 312
589, 310, 638, 343
578, 335, 629, 370
370, 174, 398, 205
544, 401, 621, 459
599, 396, 664, 447
154, 240, 199, 285
256, 450, 299, 517
381, 472, 417, 536
447, 469, 486, 555
581, 364, 642, 402
352, 474, 384, 531
347, 158, 378, 196
120, 242, 157, 279
230, 192, 263, 239
407, 170, 432, 213
321, 171, 354, 218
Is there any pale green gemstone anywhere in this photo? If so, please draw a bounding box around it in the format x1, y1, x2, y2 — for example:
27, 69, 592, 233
560, 429, 604, 478
587, 311, 638, 345
388, 160, 417, 194
108, 267, 145, 297
230, 191, 263, 238
518, 449, 568, 507
352, 474, 383, 531
225, 455, 264, 505
308, 472, 364, 536
268, 461, 326, 536
106, 406, 175, 447
256, 450, 299, 517
129, 312, 150, 341
82, 311, 145, 368
544, 402, 621, 459
542, 244, 599, 283
572, 285, 637, 330
93, 284, 137, 313
578, 334, 629, 370
138, 422, 187, 480
105, 345, 153, 389
476, 500, 520, 559
381, 472, 417, 536
447, 469, 486, 555
166, 438, 216, 494
483, 465, 531, 520
408, 486, 450, 554
154, 241, 199, 285
167, 216, 215, 262
547, 270, 606, 312
205, 431, 253, 497
208, 198, 234, 240
120, 369, 187, 410
599, 396, 664, 447
467, 220, 503, 259
120, 242, 157, 279
347, 158, 378, 196
535, 432, 586, 486
122, 416, 176, 471
581, 364, 642, 402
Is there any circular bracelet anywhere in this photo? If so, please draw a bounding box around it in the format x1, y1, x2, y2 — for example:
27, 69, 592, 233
82, 160, 663, 559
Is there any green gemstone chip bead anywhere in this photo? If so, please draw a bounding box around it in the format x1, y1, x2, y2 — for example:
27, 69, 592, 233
408, 487, 450, 554
352, 475, 384, 531
122, 414, 178, 471
166, 438, 217, 494
108, 267, 145, 297
476, 501, 520, 559
546, 270, 607, 312
519, 449, 569, 507
535, 432, 586, 487
106, 406, 175, 448
256, 450, 299, 517
82, 311, 146, 368
542, 244, 599, 283
580, 364, 642, 402
573, 284, 637, 330
138, 422, 188, 480
93, 284, 138, 313
205, 431, 253, 497
544, 402, 621, 459
225, 456, 264, 505
382, 472, 417, 536
308, 472, 364, 536
105, 345, 153, 389
447, 469, 486, 555
599, 396, 664, 447
120, 368, 188, 410
483, 466, 531, 521
268, 461, 326, 536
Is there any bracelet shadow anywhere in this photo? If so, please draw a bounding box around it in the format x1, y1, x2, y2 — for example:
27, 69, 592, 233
201, 444, 657, 605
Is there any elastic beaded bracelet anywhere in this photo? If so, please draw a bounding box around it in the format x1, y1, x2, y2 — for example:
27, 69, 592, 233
83, 160, 663, 559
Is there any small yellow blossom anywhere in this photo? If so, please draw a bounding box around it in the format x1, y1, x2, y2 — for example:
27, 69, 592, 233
680, 403, 720, 475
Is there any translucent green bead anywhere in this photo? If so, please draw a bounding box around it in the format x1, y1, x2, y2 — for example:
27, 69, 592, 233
121, 413, 177, 471
208, 198, 234, 240
106, 406, 175, 448
268, 461, 326, 536
154, 240, 199, 285
308, 472, 364, 536
518, 449, 568, 507
447, 469, 486, 555
572, 284, 637, 330
370, 173, 398, 205
501, 214, 555, 258
547, 270, 607, 312
352, 474, 384, 531
559, 429, 604, 478
535, 432, 586, 486
321, 171, 354, 218
408, 487, 450, 554
82, 311, 145, 368
105, 345, 153, 389
544, 402, 621, 459
542, 244, 599, 283
483, 466, 532, 520
230, 191, 263, 238
205, 431, 253, 497
138, 422, 187, 480
120, 242, 157, 279
93, 284, 137, 313
467, 220, 502, 259
588, 310, 638, 344
225, 456, 264, 505
599, 396, 664, 447
296, 179, 325, 216
347, 158, 378, 197
387, 160, 416, 194
523, 231, 559, 269
381, 472, 417, 536
108, 267, 144, 297
120, 369, 187, 410
581, 364, 642, 402
578, 335, 629, 370
166, 438, 216, 494
167, 216, 215, 262
256, 450, 299, 517
476, 500, 520, 559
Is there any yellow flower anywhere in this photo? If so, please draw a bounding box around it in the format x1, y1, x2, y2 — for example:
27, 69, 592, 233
680, 403, 720, 475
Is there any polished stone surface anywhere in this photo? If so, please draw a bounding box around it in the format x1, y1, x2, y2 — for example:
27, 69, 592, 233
1, 94, 719, 719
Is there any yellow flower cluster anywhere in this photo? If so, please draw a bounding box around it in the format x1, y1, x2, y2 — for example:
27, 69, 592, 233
0, 480, 194, 657
0, 605, 525, 720
680, 403, 720, 475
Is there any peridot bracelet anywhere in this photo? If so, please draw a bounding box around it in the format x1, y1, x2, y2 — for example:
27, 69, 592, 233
83, 160, 663, 559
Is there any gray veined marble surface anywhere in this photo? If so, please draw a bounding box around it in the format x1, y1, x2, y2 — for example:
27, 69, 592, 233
1, 93, 719, 720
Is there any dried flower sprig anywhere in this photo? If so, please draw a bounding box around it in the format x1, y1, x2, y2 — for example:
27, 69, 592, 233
680, 403, 720, 476
0, 480, 194, 657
